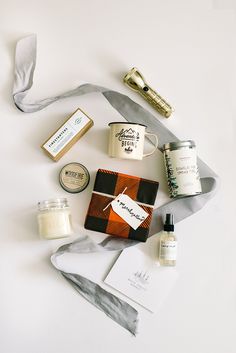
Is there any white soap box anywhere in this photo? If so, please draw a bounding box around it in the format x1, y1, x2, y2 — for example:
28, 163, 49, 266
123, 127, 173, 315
41, 108, 93, 161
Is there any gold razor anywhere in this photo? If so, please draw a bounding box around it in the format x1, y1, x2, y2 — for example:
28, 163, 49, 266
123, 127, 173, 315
123, 67, 173, 118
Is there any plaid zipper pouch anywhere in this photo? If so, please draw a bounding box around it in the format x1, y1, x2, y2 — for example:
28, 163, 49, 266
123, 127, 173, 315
84, 169, 159, 242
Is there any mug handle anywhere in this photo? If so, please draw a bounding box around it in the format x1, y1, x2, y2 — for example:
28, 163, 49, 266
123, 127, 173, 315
143, 132, 158, 158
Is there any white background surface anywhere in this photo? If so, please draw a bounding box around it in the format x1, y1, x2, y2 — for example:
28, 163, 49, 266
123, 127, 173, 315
1, 1, 236, 352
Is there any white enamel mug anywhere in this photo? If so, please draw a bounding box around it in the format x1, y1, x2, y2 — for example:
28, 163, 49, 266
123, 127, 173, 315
108, 122, 158, 160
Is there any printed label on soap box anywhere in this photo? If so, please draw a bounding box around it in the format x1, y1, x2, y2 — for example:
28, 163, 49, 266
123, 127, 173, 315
111, 194, 149, 230
43, 110, 90, 157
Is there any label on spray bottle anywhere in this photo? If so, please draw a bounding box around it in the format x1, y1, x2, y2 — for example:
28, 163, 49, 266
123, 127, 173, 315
159, 240, 177, 261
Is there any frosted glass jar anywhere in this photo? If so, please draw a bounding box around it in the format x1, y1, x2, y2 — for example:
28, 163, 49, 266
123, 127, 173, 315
37, 198, 72, 239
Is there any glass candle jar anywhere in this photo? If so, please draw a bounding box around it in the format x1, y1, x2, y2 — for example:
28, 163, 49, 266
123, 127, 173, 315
37, 198, 72, 239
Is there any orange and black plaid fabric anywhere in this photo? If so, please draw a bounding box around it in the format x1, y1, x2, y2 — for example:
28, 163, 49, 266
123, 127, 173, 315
84, 169, 159, 242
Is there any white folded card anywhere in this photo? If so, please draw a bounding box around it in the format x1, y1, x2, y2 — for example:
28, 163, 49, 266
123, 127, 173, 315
104, 235, 179, 313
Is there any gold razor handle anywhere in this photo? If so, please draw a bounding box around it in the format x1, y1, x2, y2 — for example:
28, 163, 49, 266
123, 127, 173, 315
139, 86, 172, 118
123, 67, 173, 118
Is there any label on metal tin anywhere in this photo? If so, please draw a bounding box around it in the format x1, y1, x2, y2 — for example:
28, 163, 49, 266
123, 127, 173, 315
164, 148, 201, 198
59, 163, 90, 193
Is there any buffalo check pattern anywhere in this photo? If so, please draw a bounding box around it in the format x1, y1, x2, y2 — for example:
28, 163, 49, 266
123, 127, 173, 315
84, 169, 159, 242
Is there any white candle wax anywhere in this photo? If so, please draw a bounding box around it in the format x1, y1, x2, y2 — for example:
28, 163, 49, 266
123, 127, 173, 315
37, 209, 72, 239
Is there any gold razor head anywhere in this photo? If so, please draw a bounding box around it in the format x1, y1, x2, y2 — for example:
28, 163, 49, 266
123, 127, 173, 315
123, 67, 146, 91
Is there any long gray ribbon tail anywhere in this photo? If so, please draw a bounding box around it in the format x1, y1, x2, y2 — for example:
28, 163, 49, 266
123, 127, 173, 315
62, 271, 138, 335
51, 235, 138, 335
14, 34, 220, 335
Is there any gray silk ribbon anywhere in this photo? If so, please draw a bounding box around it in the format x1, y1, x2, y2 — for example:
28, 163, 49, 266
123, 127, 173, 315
13, 34, 219, 335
